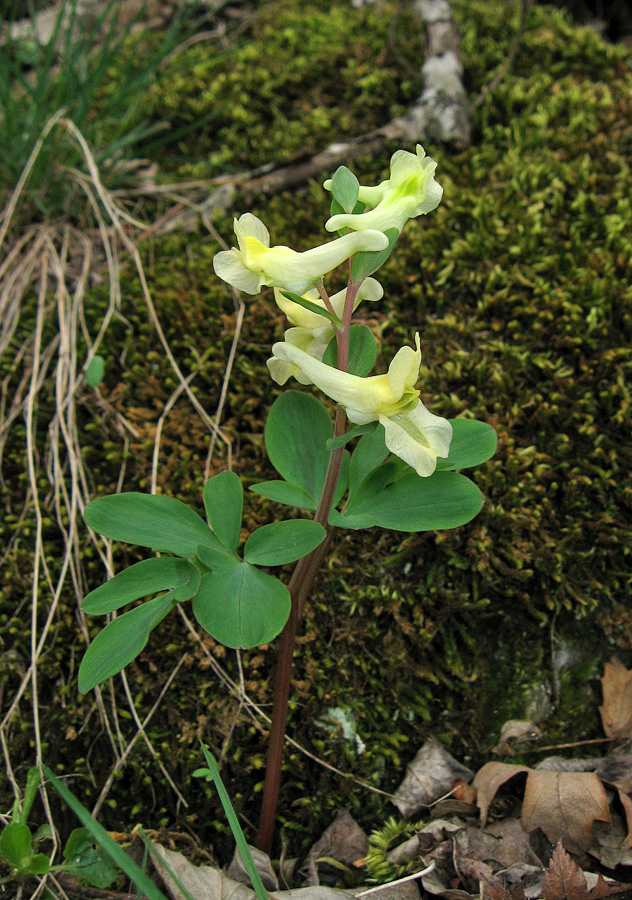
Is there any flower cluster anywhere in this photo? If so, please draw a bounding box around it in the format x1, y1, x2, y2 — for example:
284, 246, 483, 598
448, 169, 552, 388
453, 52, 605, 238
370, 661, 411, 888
213, 145, 451, 477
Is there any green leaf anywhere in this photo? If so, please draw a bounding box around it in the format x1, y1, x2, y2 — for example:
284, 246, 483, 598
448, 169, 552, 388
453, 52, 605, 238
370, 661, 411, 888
42, 766, 170, 900
203, 471, 243, 551
326, 422, 377, 451
348, 425, 389, 496
351, 227, 399, 282
0, 823, 34, 869
84, 355, 105, 388
322, 324, 378, 376
22, 852, 50, 875
192, 562, 290, 648
281, 291, 342, 327
78, 592, 177, 692
357, 471, 484, 532
84, 493, 216, 558
249, 480, 317, 511
243, 519, 326, 566
346, 460, 400, 516
196, 541, 239, 571
63, 828, 119, 888
172, 563, 201, 602
441, 419, 498, 470
329, 166, 359, 213
82, 557, 199, 614
265, 392, 333, 503
328, 508, 374, 529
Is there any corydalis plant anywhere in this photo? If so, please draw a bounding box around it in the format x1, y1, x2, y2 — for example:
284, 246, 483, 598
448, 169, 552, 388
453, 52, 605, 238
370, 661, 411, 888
79, 146, 497, 855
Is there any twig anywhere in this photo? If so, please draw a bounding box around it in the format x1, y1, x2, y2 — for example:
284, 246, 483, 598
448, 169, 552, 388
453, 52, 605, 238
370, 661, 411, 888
355, 862, 436, 896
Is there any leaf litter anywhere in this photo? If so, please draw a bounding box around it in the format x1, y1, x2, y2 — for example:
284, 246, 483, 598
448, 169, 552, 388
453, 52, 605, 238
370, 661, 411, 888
145, 659, 632, 900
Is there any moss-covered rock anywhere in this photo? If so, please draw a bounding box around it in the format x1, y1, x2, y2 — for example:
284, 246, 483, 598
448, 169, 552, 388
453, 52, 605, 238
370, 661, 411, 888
2, 0, 632, 862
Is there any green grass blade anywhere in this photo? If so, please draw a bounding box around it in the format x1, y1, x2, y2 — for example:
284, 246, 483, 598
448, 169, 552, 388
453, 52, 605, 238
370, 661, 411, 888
42, 766, 169, 900
136, 827, 196, 900
196, 745, 268, 900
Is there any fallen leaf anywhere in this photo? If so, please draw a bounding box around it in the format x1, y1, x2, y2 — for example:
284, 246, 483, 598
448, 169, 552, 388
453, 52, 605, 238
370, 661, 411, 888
535, 759, 598, 774
149, 841, 255, 900
481, 881, 527, 900
228, 844, 278, 890
540, 842, 629, 900
599, 658, 632, 742
302, 810, 368, 886
464, 818, 542, 869
392, 738, 473, 818
522, 770, 611, 856
473, 763, 530, 826
542, 843, 591, 900
597, 739, 632, 793
589, 784, 632, 868
493, 722, 544, 757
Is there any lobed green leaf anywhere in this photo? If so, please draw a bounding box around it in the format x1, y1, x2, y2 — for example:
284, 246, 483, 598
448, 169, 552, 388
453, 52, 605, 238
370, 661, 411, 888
265, 392, 333, 502
84, 493, 216, 558
82, 557, 198, 615
440, 419, 498, 470
78, 592, 177, 692
192, 562, 291, 648
364, 471, 485, 532
348, 425, 389, 496
243, 519, 326, 566
249, 480, 317, 510
203, 471, 243, 551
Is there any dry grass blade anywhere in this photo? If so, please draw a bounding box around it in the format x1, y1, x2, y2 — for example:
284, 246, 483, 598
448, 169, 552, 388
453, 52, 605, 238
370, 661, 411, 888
0, 114, 235, 834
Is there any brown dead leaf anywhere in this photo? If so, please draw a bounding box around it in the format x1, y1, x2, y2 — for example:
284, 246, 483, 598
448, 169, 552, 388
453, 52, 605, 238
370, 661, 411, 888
597, 739, 632, 794
473, 763, 531, 827
465, 817, 542, 869
614, 786, 632, 851
542, 843, 592, 900
481, 881, 526, 900
493, 721, 544, 757
392, 738, 473, 818
522, 771, 611, 856
541, 842, 630, 900
600, 658, 632, 742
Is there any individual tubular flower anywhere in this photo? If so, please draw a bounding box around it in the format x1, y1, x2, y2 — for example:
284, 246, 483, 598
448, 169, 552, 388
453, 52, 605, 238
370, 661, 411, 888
268, 333, 452, 477
324, 145, 443, 235
213, 213, 389, 296
268, 279, 384, 387
273, 277, 383, 330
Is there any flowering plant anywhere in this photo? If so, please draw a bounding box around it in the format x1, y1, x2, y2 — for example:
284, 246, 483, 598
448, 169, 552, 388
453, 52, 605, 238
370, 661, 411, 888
78, 146, 497, 853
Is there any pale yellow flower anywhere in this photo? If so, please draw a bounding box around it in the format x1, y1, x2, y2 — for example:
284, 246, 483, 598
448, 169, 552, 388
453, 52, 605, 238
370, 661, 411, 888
268, 333, 452, 477
213, 213, 389, 295
324, 145, 442, 235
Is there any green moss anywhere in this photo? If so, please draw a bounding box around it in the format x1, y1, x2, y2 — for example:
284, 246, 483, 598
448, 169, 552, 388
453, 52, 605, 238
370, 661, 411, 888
2, 0, 632, 863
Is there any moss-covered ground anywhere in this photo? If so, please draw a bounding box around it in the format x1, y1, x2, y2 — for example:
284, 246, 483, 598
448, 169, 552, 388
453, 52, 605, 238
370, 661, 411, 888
1, 0, 631, 861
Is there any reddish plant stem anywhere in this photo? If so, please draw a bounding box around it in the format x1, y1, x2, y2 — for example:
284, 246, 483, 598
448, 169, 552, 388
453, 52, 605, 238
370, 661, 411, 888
256, 280, 360, 854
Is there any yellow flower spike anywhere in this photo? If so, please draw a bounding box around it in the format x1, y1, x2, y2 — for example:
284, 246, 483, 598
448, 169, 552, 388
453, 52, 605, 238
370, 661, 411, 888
213, 213, 389, 295
268, 333, 452, 477
324, 145, 443, 235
